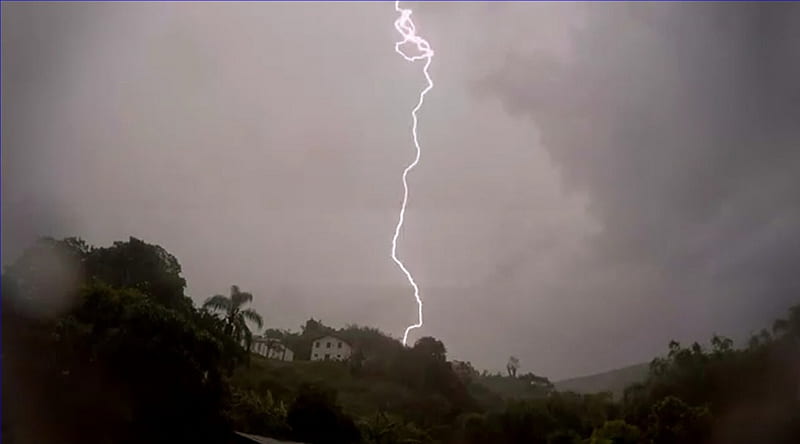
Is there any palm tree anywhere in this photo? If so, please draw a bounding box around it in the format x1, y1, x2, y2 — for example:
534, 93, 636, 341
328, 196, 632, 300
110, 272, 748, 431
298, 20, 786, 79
203, 285, 264, 350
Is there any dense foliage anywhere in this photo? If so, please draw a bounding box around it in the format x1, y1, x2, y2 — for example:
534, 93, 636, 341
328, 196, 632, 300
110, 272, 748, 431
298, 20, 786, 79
2, 238, 237, 444
3, 236, 798, 443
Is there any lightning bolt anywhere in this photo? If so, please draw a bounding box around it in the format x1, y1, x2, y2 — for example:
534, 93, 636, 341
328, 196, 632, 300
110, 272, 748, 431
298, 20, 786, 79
391, 1, 434, 346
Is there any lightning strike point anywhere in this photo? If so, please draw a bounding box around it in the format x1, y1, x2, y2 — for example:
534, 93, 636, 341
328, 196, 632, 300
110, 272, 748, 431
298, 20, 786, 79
391, 1, 434, 346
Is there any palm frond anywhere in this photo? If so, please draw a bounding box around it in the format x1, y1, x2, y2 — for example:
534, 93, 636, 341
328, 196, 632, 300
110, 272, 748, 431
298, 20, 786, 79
231, 289, 254, 308
203, 295, 231, 313
242, 326, 254, 352
241, 308, 264, 330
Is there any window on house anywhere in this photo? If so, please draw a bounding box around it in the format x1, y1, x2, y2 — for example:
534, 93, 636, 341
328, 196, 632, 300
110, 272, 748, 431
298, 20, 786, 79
315, 342, 320, 348
325, 354, 330, 360
337, 354, 341, 358
313, 353, 318, 358
326, 342, 331, 348
337, 342, 342, 349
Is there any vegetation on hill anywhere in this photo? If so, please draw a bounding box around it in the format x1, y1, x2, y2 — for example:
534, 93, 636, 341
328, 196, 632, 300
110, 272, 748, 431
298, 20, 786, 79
3, 235, 799, 444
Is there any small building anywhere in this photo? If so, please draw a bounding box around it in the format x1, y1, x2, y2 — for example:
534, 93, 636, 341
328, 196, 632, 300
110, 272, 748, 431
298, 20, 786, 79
310, 335, 352, 361
250, 336, 294, 361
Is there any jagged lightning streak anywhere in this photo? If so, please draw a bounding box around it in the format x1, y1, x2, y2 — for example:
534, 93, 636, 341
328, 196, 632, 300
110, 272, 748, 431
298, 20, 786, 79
391, 1, 434, 346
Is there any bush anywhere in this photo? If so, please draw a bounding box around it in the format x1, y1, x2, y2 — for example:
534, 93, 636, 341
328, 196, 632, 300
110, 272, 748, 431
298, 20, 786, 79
589, 420, 641, 444
227, 388, 290, 439
287, 384, 361, 444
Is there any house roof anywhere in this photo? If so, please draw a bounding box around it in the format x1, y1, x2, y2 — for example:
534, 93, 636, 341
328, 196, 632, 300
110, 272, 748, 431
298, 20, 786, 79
252, 336, 284, 343
310, 333, 351, 346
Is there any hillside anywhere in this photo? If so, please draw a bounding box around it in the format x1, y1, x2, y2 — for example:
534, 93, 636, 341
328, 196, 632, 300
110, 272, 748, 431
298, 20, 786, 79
233, 356, 422, 419
554, 362, 649, 398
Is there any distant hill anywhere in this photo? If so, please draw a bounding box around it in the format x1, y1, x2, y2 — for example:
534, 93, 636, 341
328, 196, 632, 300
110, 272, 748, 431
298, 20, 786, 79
554, 363, 650, 398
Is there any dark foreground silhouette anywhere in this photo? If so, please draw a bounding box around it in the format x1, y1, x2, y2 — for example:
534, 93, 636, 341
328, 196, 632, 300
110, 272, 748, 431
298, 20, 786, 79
3, 236, 799, 443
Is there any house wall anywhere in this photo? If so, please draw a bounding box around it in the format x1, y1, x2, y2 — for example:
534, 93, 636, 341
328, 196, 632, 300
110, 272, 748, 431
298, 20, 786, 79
310, 336, 352, 361
250, 339, 293, 361
266, 345, 294, 361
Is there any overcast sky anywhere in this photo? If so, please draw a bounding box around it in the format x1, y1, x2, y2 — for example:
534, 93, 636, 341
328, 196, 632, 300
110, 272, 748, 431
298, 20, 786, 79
3, 2, 799, 379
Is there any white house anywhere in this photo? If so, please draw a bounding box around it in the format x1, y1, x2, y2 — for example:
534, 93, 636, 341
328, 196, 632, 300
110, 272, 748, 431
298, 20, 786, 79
310, 335, 352, 361
250, 336, 294, 362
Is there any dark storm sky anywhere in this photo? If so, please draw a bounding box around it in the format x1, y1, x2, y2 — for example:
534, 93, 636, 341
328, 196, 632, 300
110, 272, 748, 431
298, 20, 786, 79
3, 2, 799, 379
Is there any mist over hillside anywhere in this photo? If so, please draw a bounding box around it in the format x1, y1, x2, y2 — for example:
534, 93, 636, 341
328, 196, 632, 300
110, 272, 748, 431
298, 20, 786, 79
555, 363, 650, 399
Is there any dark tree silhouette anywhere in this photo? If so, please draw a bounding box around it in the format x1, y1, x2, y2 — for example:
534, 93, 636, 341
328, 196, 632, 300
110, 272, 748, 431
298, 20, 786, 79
203, 285, 264, 350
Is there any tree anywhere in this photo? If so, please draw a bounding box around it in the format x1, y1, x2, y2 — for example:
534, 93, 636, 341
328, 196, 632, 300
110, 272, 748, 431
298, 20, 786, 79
85, 237, 193, 312
772, 305, 800, 339
412, 337, 447, 362
589, 420, 641, 444
546, 429, 582, 444
451, 361, 479, 384
203, 285, 264, 351
507, 356, 520, 377
195, 308, 248, 371
487, 398, 558, 443
622, 307, 800, 443
519, 372, 555, 396
302, 318, 325, 335
286, 385, 360, 444
459, 413, 490, 444
360, 412, 432, 444
2, 237, 87, 318
645, 396, 710, 444
3, 280, 232, 444
4, 236, 196, 315
228, 388, 289, 439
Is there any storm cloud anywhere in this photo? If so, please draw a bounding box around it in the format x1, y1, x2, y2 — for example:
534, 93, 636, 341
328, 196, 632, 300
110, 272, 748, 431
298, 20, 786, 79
3, 2, 799, 378
474, 2, 800, 365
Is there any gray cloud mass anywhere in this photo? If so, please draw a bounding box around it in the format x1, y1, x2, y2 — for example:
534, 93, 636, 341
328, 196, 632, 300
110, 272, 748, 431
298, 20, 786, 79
3, 2, 799, 378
